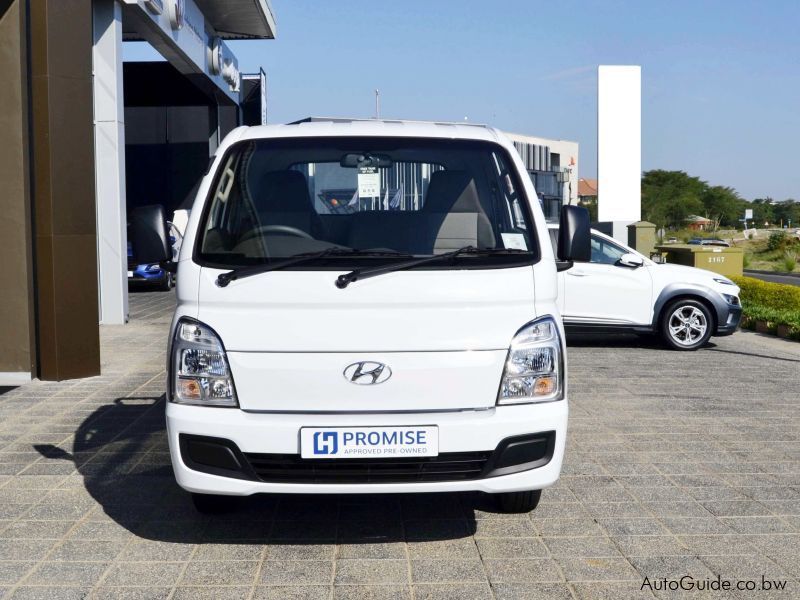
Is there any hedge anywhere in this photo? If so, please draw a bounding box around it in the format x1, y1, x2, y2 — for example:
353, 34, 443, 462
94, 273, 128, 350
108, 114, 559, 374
732, 276, 800, 311
732, 276, 800, 338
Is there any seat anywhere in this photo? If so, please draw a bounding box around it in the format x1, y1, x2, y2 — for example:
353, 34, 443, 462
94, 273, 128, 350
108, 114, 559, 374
422, 170, 496, 253
253, 170, 325, 238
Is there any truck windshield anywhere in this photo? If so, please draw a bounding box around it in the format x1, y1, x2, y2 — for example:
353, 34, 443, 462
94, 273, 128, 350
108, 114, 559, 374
196, 137, 539, 269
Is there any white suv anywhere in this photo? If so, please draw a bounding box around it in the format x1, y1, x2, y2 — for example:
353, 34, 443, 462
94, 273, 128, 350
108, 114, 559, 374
130, 120, 591, 513
547, 224, 742, 350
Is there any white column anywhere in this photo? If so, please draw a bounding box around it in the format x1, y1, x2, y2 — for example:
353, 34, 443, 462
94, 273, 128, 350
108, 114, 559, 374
598, 65, 641, 240
93, 0, 129, 324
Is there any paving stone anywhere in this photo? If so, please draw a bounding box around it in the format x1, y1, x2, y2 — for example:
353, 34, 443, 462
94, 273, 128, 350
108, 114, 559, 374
10, 587, 94, 600
261, 559, 334, 585
491, 582, 573, 600
543, 536, 621, 557
253, 586, 332, 600
89, 588, 171, 600
24, 561, 109, 586
100, 561, 184, 587
179, 560, 259, 585
0, 561, 35, 585
555, 557, 640, 582
628, 555, 716, 580
483, 558, 562, 583
570, 581, 654, 599
413, 583, 492, 599
410, 559, 485, 583
333, 586, 411, 600
333, 559, 407, 585
475, 537, 548, 559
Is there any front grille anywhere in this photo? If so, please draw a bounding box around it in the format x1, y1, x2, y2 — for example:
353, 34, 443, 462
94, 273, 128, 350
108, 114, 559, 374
242, 451, 493, 484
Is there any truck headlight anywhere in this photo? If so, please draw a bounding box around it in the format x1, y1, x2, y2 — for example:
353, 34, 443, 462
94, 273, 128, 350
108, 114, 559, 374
497, 316, 564, 405
170, 318, 238, 407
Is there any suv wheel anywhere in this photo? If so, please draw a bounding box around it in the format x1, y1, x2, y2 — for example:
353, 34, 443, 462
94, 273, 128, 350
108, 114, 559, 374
494, 489, 542, 513
661, 299, 712, 350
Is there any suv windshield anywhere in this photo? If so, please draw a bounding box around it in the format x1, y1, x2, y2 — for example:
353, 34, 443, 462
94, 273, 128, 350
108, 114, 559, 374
197, 137, 538, 268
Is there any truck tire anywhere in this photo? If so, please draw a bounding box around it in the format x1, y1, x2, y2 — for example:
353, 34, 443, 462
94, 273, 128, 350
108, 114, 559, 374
495, 489, 542, 513
660, 299, 713, 350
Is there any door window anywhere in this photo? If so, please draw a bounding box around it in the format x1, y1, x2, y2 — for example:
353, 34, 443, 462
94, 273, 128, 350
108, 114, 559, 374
590, 235, 627, 265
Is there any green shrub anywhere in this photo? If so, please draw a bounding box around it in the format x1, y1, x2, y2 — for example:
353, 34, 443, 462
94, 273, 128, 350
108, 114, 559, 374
732, 276, 800, 311
783, 251, 797, 272
732, 276, 800, 336
742, 253, 751, 269
767, 231, 788, 252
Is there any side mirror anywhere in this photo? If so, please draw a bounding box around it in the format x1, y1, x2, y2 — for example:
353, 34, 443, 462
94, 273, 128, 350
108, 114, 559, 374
129, 204, 171, 266
618, 253, 645, 268
556, 205, 591, 271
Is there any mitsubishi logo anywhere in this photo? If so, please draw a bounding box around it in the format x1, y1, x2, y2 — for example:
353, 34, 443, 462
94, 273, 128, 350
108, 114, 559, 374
343, 361, 392, 385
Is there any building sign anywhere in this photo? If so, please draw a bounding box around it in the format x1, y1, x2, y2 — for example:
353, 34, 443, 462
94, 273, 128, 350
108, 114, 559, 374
123, 0, 240, 101
143, 0, 163, 15
167, 0, 185, 30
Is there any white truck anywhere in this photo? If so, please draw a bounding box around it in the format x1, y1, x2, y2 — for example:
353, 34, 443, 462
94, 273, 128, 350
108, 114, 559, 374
129, 120, 590, 513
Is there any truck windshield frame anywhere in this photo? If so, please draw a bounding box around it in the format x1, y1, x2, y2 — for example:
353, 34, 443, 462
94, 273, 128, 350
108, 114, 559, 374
193, 136, 541, 270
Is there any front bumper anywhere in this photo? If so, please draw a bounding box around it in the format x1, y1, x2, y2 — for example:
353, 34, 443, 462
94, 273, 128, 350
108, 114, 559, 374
166, 401, 568, 495
715, 303, 742, 336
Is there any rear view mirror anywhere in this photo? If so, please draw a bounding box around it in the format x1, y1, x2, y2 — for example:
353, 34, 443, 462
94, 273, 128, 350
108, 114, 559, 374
129, 204, 171, 266
340, 153, 393, 168
619, 253, 645, 268
556, 205, 590, 271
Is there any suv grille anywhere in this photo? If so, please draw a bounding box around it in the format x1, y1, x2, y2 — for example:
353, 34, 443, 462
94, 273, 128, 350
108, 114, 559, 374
242, 451, 493, 484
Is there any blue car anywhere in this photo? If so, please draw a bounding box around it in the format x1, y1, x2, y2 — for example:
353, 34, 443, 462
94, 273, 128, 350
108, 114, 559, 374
127, 240, 174, 290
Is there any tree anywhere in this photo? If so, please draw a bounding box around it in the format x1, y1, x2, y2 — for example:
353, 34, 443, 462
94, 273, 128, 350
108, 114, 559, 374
750, 198, 775, 227
772, 200, 800, 228
700, 186, 743, 230
641, 170, 705, 229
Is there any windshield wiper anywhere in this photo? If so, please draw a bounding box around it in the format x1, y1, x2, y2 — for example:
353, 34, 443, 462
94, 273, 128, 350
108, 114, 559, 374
216, 248, 409, 287
335, 246, 530, 289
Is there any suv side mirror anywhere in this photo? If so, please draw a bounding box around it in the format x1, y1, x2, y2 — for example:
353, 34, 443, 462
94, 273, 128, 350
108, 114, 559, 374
618, 252, 644, 268
129, 204, 171, 266
556, 205, 591, 271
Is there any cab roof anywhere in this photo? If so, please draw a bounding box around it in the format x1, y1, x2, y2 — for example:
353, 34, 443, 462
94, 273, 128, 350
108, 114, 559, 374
237, 118, 503, 144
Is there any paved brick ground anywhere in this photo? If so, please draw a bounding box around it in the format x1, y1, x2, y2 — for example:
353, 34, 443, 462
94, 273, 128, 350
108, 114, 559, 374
0, 290, 798, 599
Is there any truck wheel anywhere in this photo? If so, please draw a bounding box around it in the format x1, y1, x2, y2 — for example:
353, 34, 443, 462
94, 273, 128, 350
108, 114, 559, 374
661, 299, 712, 350
495, 489, 542, 513
191, 493, 230, 514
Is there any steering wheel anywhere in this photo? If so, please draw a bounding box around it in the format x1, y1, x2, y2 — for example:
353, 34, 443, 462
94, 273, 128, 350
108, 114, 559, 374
239, 225, 314, 243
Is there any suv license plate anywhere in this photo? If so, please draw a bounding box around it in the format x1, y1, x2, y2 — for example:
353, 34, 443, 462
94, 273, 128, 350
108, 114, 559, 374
300, 426, 438, 459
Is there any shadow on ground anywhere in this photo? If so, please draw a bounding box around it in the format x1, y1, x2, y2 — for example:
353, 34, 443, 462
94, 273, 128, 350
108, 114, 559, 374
566, 332, 722, 351
34, 396, 483, 545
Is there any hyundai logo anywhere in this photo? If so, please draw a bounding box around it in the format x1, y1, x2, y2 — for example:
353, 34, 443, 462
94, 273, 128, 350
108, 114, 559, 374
343, 361, 392, 385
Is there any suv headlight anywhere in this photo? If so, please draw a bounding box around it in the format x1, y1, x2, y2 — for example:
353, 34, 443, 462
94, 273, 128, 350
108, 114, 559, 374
169, 318, 238, 407
497, 316, 564, 405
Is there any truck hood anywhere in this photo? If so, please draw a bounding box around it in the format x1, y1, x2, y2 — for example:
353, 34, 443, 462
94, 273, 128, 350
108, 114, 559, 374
195, 265, 538, 412
197, 265, 537, 353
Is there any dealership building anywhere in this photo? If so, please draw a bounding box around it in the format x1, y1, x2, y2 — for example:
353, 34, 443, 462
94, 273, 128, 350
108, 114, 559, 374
505, 132, 579, 221
0, 0, 275, 384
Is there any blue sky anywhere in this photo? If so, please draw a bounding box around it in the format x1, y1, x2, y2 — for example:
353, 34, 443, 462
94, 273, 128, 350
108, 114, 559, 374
124, 0, 799, 201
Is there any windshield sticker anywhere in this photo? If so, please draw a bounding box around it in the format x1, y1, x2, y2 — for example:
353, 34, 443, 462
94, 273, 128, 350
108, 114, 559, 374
501, 233, 528, 251
357, 166, 380, 198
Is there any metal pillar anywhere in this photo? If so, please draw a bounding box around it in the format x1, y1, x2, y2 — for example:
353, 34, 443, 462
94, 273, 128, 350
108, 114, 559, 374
92, 0, 129, 324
